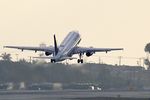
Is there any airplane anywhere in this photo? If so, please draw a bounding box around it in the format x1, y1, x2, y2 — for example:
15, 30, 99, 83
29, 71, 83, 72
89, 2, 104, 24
4, 31, 123, 63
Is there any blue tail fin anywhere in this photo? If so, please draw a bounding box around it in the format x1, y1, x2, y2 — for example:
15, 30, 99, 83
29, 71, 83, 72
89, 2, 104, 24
54, 34, 58, 55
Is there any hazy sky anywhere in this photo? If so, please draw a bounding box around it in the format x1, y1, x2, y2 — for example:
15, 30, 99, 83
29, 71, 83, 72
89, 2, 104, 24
0, 0, 150, 65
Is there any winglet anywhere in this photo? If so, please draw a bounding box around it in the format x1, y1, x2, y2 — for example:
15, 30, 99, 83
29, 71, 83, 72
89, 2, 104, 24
54, 34, 59, 55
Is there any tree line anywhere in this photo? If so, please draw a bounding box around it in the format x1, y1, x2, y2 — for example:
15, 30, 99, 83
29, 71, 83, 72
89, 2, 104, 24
0, 59, 148, 90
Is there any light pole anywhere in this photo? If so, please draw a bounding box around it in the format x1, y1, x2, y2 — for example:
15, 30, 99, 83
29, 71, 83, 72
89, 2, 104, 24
118, 56, 122, 66
15, 54, 19, 62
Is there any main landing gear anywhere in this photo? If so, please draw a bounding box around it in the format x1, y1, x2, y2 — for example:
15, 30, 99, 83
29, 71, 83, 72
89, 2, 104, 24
77, 53, 83, 63
77, 59, 83, 63
51, 59, 56, 63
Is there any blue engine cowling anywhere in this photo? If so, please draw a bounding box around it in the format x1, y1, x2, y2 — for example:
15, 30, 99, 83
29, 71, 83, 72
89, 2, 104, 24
45, 52, 52, 56
86, 52, 94, 57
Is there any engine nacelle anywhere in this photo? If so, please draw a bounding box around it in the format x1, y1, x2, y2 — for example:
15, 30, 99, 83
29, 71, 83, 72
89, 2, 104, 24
86, 52, 94, 57
45, 52, 52, 56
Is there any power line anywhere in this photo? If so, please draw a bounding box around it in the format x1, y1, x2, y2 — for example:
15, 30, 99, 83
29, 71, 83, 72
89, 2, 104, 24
94, 55, 145, 67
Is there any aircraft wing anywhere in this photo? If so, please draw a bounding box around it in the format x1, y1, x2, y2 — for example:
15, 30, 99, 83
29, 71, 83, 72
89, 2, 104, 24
74, 47, 123, 54
4, 46, 54, 52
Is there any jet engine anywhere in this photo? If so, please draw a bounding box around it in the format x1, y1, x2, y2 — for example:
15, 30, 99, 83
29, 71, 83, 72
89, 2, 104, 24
86, 52, 94, 57
45, 52, 52, 56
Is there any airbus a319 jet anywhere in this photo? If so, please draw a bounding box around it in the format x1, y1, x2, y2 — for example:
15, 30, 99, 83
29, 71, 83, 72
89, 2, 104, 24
4, 31, 123, 63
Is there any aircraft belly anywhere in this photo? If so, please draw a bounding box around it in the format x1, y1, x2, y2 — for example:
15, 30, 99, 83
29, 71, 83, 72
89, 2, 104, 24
54, 31, 81, 61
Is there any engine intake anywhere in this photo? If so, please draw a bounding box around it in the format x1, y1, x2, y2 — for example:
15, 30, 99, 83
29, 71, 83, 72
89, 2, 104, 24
86, 52, 94, 57
45, 52, 52, 56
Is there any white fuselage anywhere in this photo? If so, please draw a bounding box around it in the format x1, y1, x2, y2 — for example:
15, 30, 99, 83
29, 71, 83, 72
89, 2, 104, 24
53, 31, 81, 61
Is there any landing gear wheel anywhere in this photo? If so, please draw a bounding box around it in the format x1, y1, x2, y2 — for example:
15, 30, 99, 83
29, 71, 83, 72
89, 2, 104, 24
77, 59, 83, 63
77, 59, 80, 63
51, 59, 55, 63
81, 59, 83, 63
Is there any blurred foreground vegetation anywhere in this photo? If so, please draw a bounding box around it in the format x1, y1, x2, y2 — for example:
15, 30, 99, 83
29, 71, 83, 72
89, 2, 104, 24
0, 59, 150, 90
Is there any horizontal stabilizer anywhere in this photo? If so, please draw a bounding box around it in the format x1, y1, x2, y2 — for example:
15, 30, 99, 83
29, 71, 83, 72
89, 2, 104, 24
62, 57, 77, 60
33, 56, 77, 60
33, 57, 52, 59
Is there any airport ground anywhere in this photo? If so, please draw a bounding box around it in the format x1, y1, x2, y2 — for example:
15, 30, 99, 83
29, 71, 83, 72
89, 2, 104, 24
1, 60, 150, 99
0, 90, 150, 100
